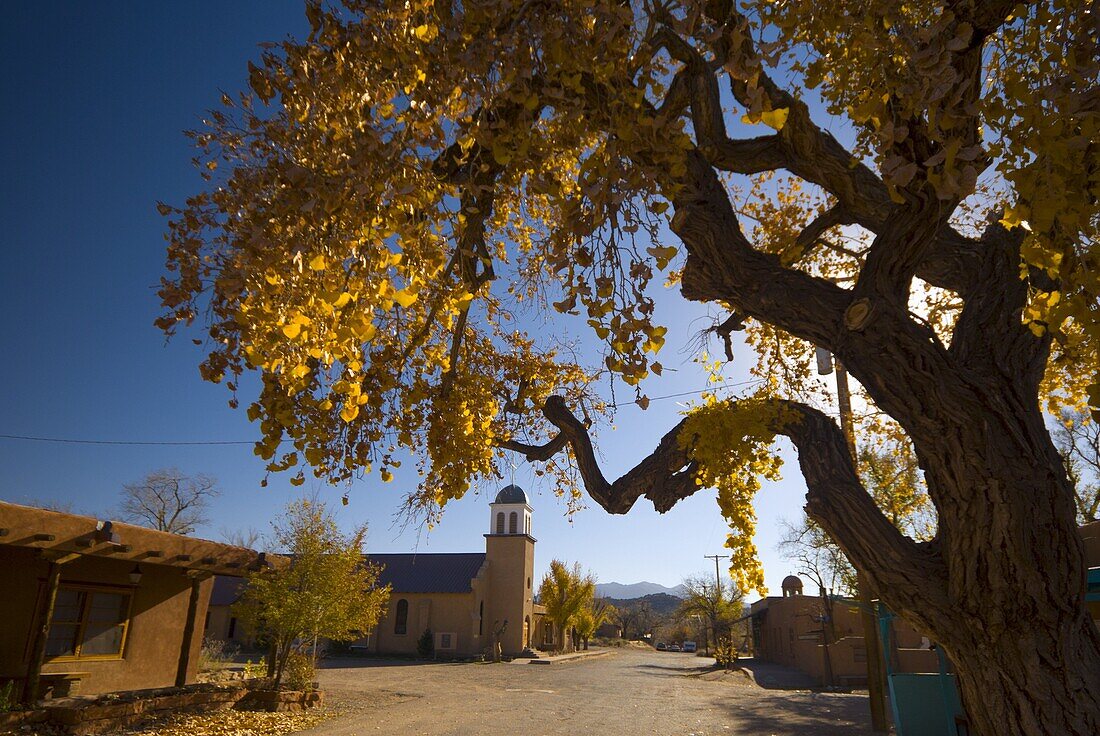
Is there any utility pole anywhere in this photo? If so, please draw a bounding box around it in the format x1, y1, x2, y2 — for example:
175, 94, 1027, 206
703, 554, 729, 657
703, 553, 728, 594
834, 360, 890, 733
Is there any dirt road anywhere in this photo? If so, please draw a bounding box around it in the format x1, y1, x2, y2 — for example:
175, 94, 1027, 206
304, 648, 874, 735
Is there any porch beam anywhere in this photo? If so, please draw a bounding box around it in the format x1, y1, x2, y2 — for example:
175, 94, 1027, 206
22, 561, 63, 704
175, 572, 210, 687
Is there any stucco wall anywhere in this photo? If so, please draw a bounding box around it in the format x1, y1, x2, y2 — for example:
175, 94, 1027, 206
752, 594, 939, 684
370, 592, 481, 656
484, 534, 534, 654
0, 548, 212, 696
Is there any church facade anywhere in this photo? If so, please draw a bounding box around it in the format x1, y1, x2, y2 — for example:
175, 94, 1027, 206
359, 485, 548, 657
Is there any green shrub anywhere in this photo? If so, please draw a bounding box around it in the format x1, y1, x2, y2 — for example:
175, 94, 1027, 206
417, 628, 434, 659
282, 651, 316, 692
0, 680, 16, 712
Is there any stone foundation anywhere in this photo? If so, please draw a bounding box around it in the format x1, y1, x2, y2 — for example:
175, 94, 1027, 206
0, 682, 324, 735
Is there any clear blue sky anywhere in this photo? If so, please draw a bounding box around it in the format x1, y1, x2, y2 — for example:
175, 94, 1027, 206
0, 2, 819, 596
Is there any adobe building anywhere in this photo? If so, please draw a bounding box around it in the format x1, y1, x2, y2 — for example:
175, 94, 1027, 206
0, 501, 268, 702
1083, 520, 1100, 626
203, 576, 250, 646
356, 485, 548, 657
745, 574, 938, 687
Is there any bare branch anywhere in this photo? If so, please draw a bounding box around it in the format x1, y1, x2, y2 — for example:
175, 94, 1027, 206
118, 468, 220, 535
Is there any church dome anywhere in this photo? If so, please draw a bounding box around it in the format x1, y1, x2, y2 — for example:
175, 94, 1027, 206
781, 575, 804, 596
493, 484, 529, 504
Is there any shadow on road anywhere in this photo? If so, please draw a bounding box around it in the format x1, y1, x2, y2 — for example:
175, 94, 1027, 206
717, 691, 875, 736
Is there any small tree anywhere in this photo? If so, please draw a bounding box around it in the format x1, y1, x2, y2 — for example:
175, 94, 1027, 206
537, 560, 595, 652
234, 499, 390, 687
417, 628, 434, 659
220, 526, 266, 550
574, 599, 615, 650
677, 575, 744, 656
118, 468, 219, 535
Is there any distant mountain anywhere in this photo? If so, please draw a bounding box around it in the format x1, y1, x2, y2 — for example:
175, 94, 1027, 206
603, 592, 683, 617
596, 581, 686, 599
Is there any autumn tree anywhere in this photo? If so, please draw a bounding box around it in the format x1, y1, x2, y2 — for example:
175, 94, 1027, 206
574, 599, 616, 649
118, 468, 219, 535
234, 498, 389, 687
676, 574, 744, 654
537, 560, 595, 652
161, 1, 1100, 733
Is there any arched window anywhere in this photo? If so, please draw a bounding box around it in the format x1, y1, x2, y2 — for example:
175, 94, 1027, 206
479, 601, 484, 636
394, 599, 408, 635
495, 512, 505, 534
509, 511, 518, 534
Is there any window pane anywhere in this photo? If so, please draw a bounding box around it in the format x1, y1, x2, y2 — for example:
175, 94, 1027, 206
87, 592, 128, 623
45, 624, 79, 657
50, 589, 83, 624
80, 622, 125, 656
394, 599, 408, 635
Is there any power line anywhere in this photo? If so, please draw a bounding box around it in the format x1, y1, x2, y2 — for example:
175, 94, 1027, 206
0, 434, 253, 447
0, 379, 765, 448
606, 378, 764, 409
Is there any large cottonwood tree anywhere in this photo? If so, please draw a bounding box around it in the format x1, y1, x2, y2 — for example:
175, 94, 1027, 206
160, 1, 1100, 733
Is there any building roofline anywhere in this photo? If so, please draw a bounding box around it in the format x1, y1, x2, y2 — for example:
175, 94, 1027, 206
0, 501, 279, 577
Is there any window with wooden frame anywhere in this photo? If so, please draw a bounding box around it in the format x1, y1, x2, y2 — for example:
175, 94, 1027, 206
44, 585, 132, 661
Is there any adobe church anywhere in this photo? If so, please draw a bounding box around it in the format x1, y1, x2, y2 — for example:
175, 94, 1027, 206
359, 485, 548, 657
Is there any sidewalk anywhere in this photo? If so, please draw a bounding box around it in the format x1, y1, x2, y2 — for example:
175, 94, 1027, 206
737, 657, 821, 690
512, 648, 613, 665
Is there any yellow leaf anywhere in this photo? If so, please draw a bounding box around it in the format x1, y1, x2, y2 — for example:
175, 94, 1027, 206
356, 320, 377, 341
380, 469, 393, 482
491, 139, 513, 166
340, 404, 360, 422
309, 254, 326, 270
394, 289, 418, 308
999, 205, 1031, 231
282, 323, 302, 339
333, 291, 353, 309
413, 24, 437, 42
760, 107, 790, 130
647, 245, 679, 269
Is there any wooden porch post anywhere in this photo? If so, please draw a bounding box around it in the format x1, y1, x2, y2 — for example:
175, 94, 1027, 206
175, 573, 208, 687
23, 561, 63, 704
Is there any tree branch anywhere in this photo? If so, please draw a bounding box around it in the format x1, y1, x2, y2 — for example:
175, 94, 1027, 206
500, 393, 950, 619
949, 219, 1050, 392
694, 5, 984, 296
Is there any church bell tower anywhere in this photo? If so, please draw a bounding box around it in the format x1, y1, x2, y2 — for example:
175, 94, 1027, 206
484, 485, 536, 655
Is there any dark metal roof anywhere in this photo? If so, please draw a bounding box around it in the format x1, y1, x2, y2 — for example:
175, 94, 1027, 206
210, 575, 247, 606
493, 484, 528, 504
366, 553, 486, 594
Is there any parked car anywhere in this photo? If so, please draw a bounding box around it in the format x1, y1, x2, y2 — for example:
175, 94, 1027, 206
682, 641, 697, 653
656, 642, 667, 651
668, 644, 682, 652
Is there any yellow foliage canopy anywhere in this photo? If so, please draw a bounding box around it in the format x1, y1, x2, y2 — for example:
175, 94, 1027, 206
160, 0, 1098, 592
